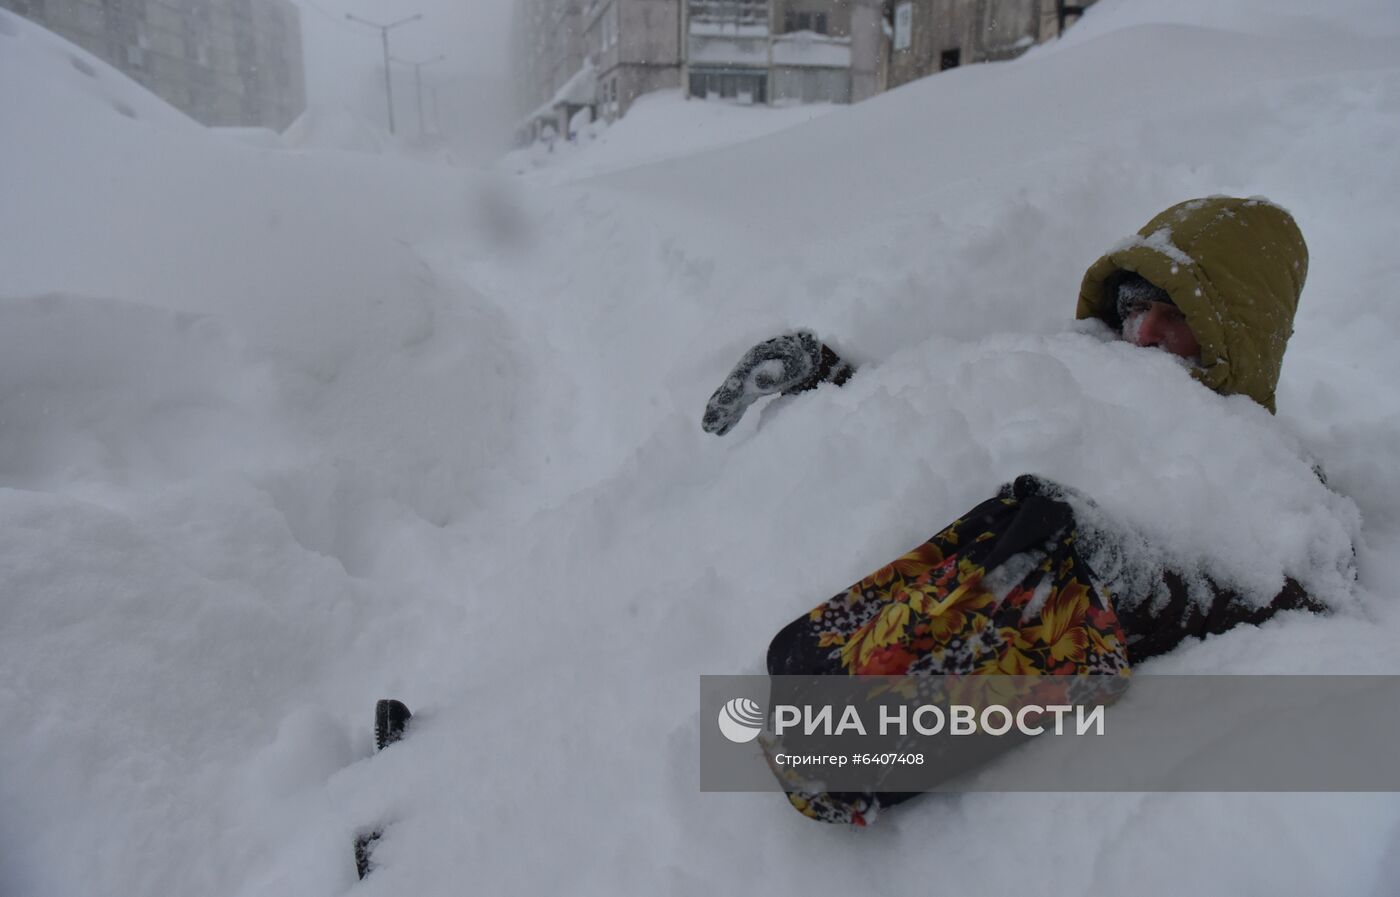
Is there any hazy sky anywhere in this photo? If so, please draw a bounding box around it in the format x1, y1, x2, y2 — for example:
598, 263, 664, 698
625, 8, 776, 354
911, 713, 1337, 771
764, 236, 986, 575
289, 0, 517, 148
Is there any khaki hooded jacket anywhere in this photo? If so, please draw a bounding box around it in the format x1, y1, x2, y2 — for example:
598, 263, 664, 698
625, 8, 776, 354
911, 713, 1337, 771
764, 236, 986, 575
1077, 196, 1308, 413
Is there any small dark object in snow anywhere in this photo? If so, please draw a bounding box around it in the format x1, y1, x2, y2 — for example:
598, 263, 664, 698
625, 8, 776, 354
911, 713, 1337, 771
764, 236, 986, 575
354, 699, 413, 879
375, 698, 412, 750
354, 830, 379, 880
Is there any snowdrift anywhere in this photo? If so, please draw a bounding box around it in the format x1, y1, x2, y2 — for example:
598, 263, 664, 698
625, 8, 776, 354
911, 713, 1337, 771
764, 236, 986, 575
3, 1, 1400, 895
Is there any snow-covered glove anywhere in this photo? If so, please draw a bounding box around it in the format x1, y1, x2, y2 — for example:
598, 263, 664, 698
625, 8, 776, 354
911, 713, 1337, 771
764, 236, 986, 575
701, 331, 851, 436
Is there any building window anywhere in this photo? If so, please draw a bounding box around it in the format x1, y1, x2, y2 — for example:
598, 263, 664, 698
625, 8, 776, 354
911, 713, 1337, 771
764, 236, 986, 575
783, 10, 826, 32
690, 0, 767, 27
688, 68, 766, 103
893, 2, 912, 51
940, 47, 961, 70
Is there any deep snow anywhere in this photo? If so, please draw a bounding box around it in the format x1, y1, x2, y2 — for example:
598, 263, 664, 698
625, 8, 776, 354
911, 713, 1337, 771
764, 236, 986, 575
3, 1, 1400, 895
499, 89, 837, 184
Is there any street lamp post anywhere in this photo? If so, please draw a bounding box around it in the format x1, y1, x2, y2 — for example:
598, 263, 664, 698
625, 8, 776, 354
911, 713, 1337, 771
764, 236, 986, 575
392, 54, 446, 139
345, 12, 423, 135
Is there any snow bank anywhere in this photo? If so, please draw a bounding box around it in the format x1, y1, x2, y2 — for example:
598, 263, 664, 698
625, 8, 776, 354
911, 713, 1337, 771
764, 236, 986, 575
282, 105, 397, 154
0, 8, 195, 132
0, 294, 290, 496
499, 89, 837, 184
215, 126, 287, 149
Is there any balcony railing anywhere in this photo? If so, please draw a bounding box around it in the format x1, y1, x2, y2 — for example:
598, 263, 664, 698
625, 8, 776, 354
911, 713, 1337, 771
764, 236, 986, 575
688, 0, 767, 27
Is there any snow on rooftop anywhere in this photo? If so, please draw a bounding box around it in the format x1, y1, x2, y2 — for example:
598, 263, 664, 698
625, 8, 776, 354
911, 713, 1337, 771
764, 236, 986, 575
688, 33, 771, 66
690, 21, 770, 37
772, 31, 852, 67
522, 61, 599, 126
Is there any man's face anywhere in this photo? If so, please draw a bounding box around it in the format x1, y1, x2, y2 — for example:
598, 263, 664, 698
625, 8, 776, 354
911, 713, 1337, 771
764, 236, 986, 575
1121, 300, 1201, 359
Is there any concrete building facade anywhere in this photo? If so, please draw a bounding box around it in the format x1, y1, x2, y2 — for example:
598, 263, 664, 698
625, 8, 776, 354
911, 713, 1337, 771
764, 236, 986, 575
512, 0, 1094, 132
846, 0, 886, 101
586, 0, 682, 120
513, 0, 599, 140
683, 0, 873, 107
885, 0, 1096, 89
514, 0, 878, 131
514, 0, 587, 119
1, 0, 306, 130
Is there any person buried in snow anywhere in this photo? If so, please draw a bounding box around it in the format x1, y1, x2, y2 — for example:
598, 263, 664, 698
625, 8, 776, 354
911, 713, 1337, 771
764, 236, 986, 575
704, 195, 1305, 434
703, 195, 1346, 825
358, 198, 1341, 842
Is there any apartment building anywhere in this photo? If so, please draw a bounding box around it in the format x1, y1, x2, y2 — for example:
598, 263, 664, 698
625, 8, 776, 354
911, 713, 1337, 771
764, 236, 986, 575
514, 0, 589, 122
514, 0, 1094, 133
682, 0, 883, 106
886, 0, 1097, 89
1, 0, 306, 130
587, 0, 681, 120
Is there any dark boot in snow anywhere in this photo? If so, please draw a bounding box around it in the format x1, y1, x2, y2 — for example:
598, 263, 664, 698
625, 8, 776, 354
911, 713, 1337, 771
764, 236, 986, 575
701, 331, 854, 436
354, 699, 413, 879
375, 698, 412, 750
354, 830, 379, 880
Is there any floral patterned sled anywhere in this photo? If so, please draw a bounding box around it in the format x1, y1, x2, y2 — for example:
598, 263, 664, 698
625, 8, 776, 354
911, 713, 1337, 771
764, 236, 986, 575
763, 475, 1132, 825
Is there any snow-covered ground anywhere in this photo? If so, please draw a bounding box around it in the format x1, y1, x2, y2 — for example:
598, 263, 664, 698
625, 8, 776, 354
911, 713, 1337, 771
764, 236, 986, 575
3, 0, 1400, 894
499, 89, 837, 184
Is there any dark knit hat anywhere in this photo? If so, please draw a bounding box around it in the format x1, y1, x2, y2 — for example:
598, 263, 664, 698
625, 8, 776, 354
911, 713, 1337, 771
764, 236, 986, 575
1114, 273, 1174, 325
